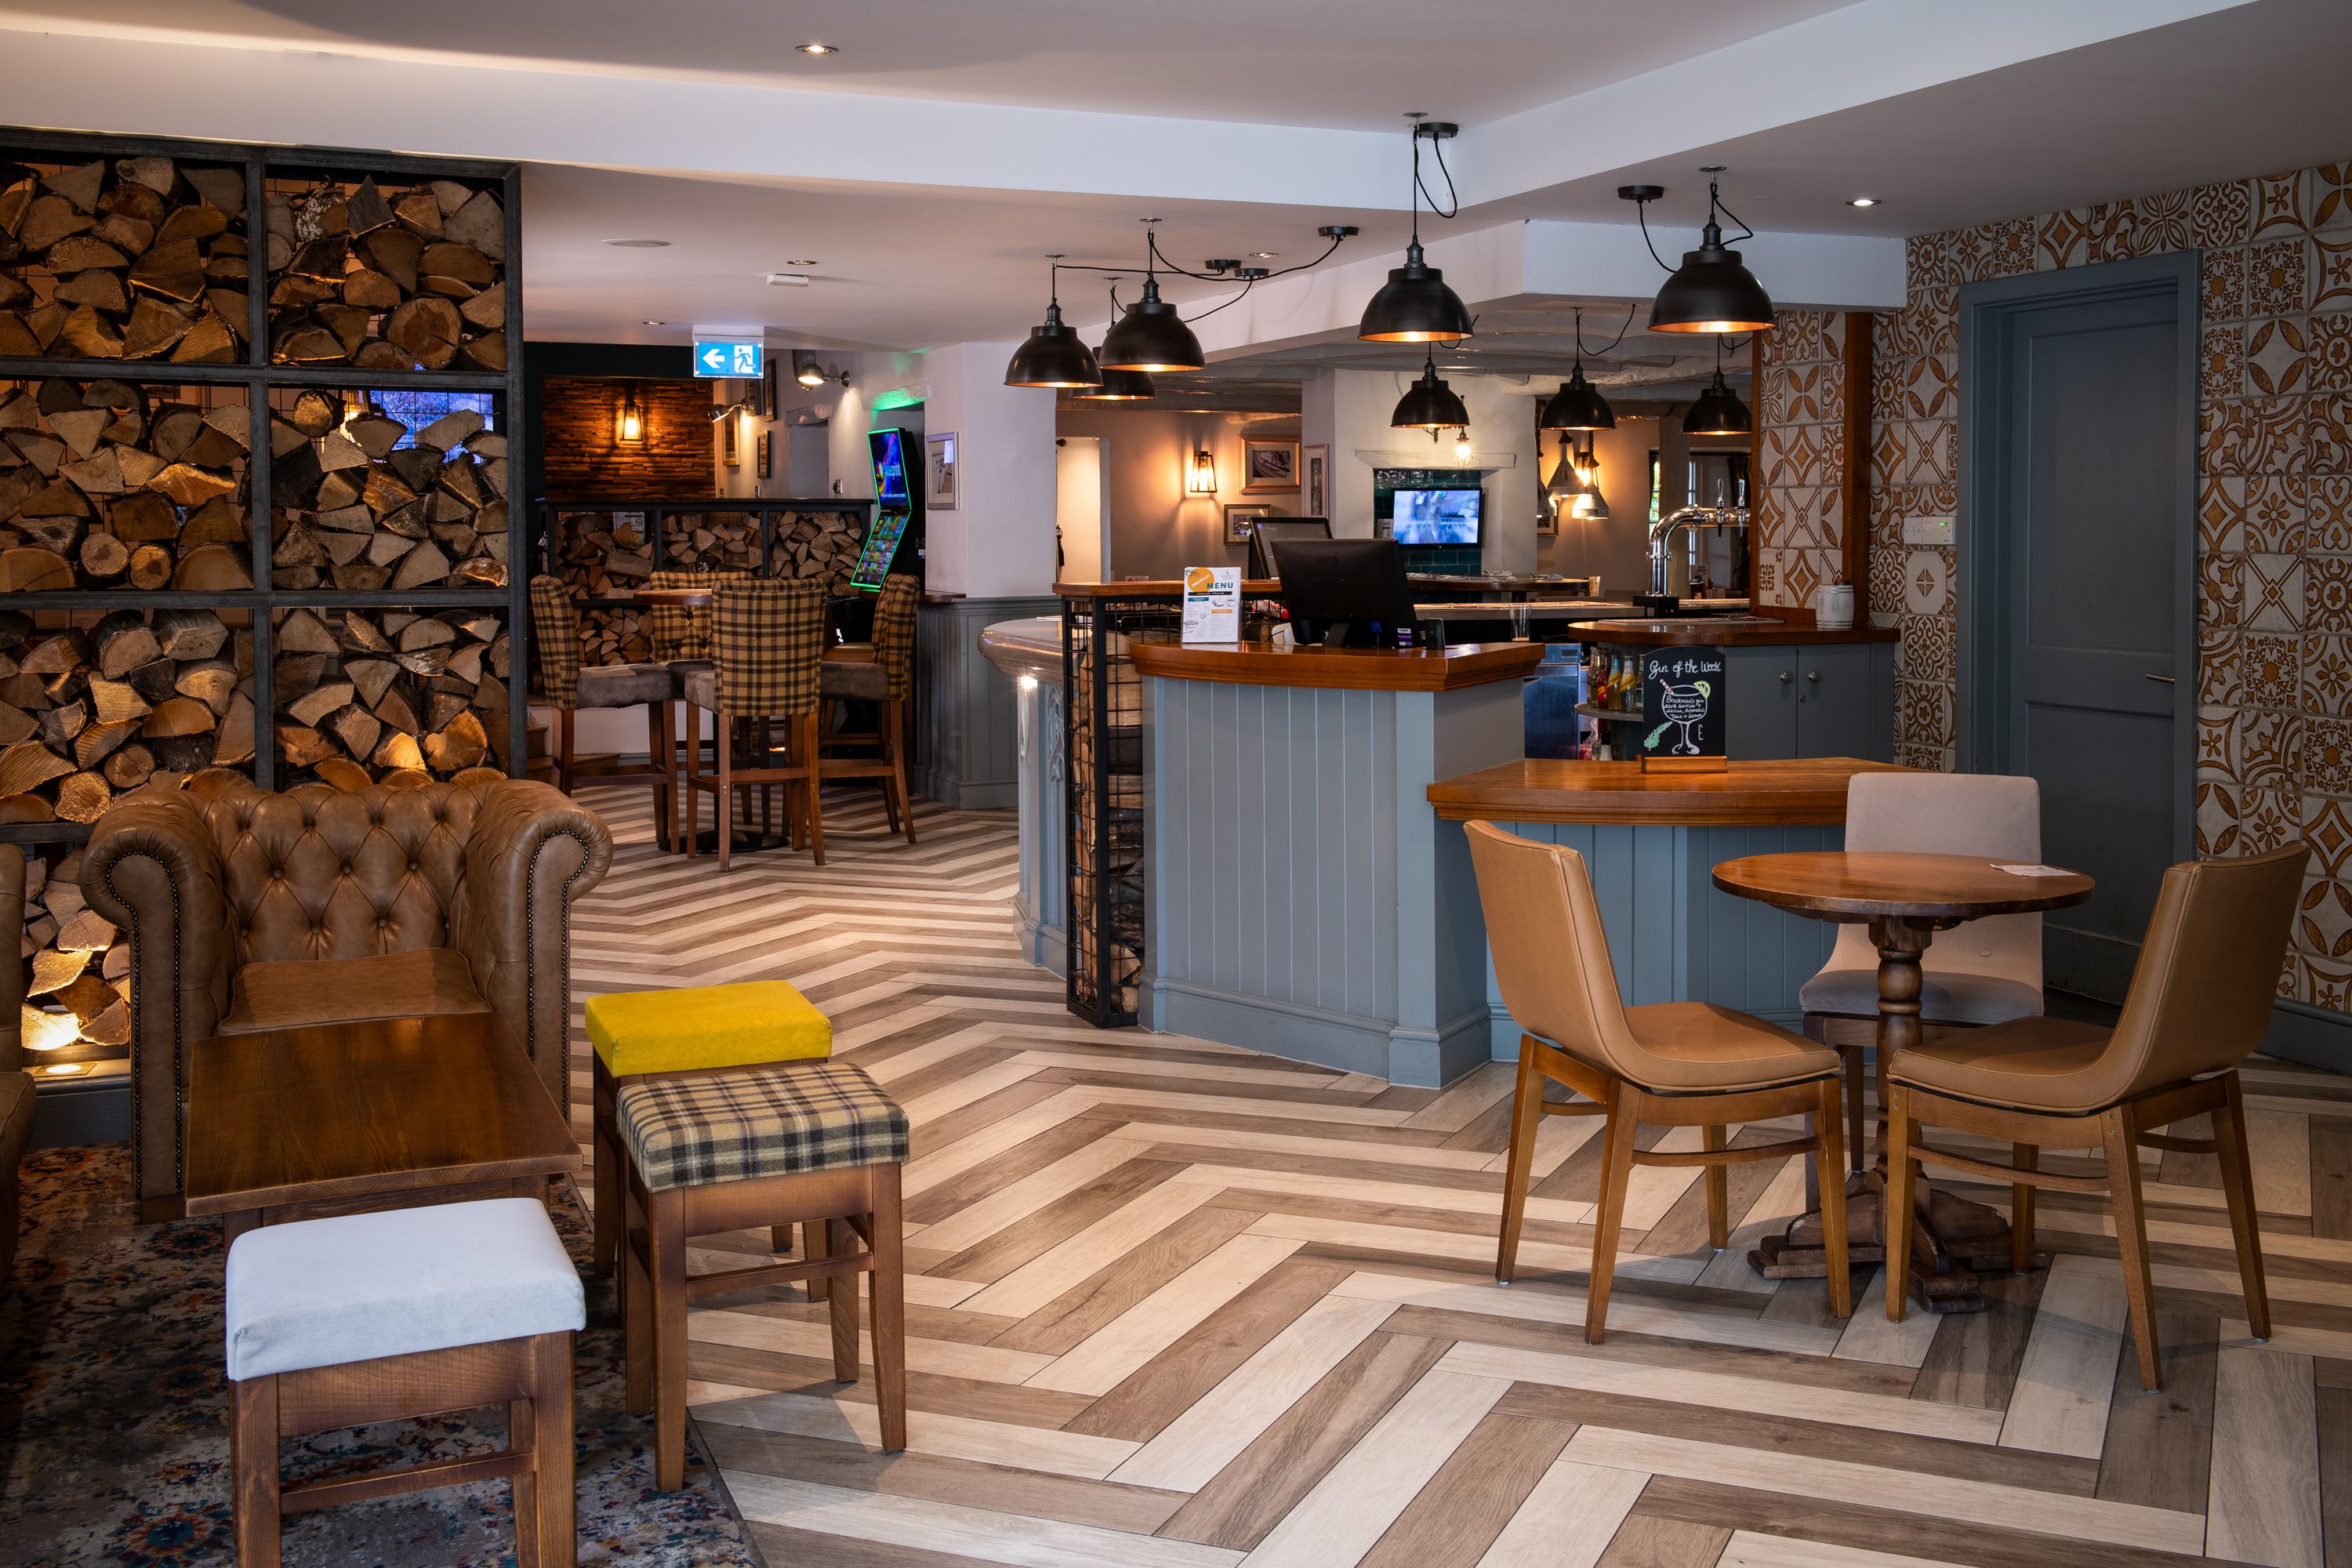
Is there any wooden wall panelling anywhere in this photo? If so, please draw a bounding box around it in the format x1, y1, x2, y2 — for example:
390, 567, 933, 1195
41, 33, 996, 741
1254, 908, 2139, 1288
540, 377, 709, 501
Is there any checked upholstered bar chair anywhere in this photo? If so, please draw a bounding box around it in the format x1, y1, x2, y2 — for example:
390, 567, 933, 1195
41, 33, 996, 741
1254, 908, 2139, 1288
818, 572, 920, 844
528, 574, 681, 841
1883, 843, 2307, 1390
682, 577, 828, 870
1468, 822, 1853, 1338
82, 775, 614, 1219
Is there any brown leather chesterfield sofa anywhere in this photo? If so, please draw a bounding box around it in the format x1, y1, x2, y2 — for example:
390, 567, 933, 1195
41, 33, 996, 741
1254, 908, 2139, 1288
82, 776, 613, 1220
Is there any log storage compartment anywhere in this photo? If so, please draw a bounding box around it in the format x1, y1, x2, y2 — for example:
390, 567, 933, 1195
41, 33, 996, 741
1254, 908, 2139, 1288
267, 389, 508, 592
263, 170, 506, 372
272, 605, 507, 783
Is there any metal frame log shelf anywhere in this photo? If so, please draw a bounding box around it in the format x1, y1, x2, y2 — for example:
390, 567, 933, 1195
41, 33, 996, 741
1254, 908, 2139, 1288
0, 125, 530, 830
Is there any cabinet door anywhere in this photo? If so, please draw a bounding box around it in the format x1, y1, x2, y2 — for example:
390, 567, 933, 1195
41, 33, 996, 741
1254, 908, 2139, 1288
1725, 647, 1798, 759
1793, 644, 1881, 760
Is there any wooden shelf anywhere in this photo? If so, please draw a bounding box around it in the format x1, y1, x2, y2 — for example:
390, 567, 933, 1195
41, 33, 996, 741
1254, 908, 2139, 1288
1426, 757, 1919, 826
1574, 703, 1646, 724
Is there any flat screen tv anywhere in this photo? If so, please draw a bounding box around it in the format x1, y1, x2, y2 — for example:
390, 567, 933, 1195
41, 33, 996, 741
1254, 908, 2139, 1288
868, 427, 911, 505
1392, 487, 1482, 546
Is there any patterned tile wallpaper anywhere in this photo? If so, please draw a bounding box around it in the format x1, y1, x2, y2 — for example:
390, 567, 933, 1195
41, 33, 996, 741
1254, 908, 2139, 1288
1753, 310, 1851, 614
1751, 158, 2352, 1007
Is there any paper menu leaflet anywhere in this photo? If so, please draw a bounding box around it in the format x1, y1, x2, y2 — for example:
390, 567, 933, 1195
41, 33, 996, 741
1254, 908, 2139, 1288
1181, 566, 1241, 642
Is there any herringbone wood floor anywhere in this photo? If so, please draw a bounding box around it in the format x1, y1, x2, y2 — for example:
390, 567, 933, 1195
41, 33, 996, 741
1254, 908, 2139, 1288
569, 785, 2352, 1568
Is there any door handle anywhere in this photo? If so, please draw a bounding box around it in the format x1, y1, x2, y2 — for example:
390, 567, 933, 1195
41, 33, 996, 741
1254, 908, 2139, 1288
1806, 670, 1821, 683
1778, 671, 1791, 684
2145, 673, 2176, 684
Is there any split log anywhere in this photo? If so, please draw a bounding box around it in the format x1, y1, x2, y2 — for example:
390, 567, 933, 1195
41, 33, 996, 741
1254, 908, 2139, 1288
5, 156, 246, 363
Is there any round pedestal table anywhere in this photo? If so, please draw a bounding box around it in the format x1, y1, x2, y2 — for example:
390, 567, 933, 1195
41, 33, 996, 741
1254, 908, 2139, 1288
1711, 851, 2094, 1312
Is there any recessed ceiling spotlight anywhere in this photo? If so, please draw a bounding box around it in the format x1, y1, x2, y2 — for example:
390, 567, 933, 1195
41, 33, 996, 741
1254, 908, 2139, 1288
1846, 197, 1879, 208
797, 41, 839, 55
643, 319, 666, 326
780, 259, 818, 267
606, 238, 670, 248
1251, 251, 1279, 259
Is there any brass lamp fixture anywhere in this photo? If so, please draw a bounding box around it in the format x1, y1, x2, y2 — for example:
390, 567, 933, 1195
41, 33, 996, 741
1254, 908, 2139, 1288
615, 387, 644, 443
1185, 448, 1218, 495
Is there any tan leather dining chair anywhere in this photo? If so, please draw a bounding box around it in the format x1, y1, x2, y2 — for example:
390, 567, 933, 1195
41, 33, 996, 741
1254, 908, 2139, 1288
1802, 771, 2046, 1170
1468, 822, 1854, 1340
1882, 842, 2307, 1390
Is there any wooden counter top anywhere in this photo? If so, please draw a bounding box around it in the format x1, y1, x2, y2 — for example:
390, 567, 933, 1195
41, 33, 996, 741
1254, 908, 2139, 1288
1426, 757, 1917, 826
1564, 619, 1898, 647
1127, 637, 1544, 692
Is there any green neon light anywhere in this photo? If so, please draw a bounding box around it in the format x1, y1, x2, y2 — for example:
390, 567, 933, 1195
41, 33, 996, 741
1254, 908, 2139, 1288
871, 388, 924, 411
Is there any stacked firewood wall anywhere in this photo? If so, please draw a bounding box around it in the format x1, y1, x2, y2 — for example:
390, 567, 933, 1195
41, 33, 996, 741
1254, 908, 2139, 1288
268, 393, 507, 591
264, 172, 505, 373
551, 509, 652, 663
765, 510, 863, 588
274, 607, 506, 783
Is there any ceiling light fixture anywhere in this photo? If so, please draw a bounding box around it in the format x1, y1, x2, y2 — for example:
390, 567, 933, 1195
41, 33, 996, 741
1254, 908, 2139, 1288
1846, 197, 1878, 208
1618, 167, 1775, 335
1251, 252, 1279, 260
1452, 430, 1474, 461
605, 238, 670, 248
1390, 350, 1469, 437
1102, 220, 1206, 372
1682, 336, 1754, 436
1539, 307, 1628, 432
781, 258, 818, 266
643, 319, 666, 326
1359, 114, 1472, 343
1004, 254, 1103, 389
797, 42, 839, 54
1073, 365, 1156, 401
1571, 440, 1610, 521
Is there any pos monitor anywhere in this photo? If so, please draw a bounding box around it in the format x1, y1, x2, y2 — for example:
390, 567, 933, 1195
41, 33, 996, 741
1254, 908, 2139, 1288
1247, 516, 1332, 579
1272, 539, 1423, 648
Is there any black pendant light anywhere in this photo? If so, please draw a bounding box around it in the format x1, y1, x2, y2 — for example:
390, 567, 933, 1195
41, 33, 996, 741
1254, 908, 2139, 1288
1539, 364, 1613, 431
1072, 365, 1156, 401
1359, 117, 1472, 343
1004, 255, 1102, 388
1099, 275, 1204, 372
1391, 350, 1468, 435
1620, 168, 1774, 336
1682, 336, 1753, 436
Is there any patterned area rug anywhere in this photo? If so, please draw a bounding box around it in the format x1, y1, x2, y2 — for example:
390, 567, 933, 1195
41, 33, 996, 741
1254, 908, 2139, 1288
0, 1145, 765, 1566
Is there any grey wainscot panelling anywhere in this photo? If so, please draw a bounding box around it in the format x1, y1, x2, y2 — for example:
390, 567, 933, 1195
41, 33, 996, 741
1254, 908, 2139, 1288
1012, 670, 1067, 973
915, 597, 1062, 809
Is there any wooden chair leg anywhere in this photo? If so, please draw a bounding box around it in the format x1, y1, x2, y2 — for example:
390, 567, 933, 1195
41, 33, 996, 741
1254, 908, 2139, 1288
869, 1167, 907, 1453
531, 1330, 576, 1568
1584, 1080, 1638, 1345
802, 713, 826, 866
592, 1067, 618, 1277
2010, 1143, 2038, 1274
770, 1224, 794, 1257
1495, 1042, 1544, 1284
826, 1216, 860, 1382
2211, 1073, 2272, 1339
230, 1375, 284, 1568
804, 1218, 830, 1304
716, 713, 735, 874
1703, 1123, 1730, 1250
1814, 1079, 1852, 1317
510, 1382, 542, 1568
1845, 1044, 1868, 1174
650, 1187, 689, 1489
644, 701, 672, 852
1882, 1084, 1918, 1321
2102, 1105, 2164, 1392
885, 699, 916, 844
555, 707, 576, 796
682, 705, 703, 858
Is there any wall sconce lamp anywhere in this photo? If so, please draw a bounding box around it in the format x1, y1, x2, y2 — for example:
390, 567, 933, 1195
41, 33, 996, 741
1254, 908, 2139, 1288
1185, 448, 1218, 495
616, 388, 645, 444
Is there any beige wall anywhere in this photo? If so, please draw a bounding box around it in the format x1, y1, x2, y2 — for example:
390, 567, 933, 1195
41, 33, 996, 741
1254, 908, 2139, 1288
1054, 407, 1298, 581
1534, 417, 1657, 590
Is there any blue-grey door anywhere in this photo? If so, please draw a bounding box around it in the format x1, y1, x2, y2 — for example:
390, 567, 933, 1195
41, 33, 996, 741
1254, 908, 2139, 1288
1962, 255, 2198, 1003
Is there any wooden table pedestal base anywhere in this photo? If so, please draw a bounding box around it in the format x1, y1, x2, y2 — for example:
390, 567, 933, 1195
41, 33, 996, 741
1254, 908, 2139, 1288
1750, 1178, 2049, 1312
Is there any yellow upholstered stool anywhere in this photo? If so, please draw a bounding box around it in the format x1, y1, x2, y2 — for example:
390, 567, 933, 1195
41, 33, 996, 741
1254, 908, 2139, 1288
587, 981, 831, 1276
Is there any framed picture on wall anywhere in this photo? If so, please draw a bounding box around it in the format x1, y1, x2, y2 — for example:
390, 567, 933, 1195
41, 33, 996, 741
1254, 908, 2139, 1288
1242, 436, 1298, 492
1301, 443, 1328, 515
757, 430, 773, 480
722, 416, 739, 467
1225, 502, 1275, 543
925, 432, 959, 511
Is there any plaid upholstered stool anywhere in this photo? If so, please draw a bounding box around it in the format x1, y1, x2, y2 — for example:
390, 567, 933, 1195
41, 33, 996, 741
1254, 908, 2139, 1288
616, 1060, 909, 1490
586, 981, 833, 1278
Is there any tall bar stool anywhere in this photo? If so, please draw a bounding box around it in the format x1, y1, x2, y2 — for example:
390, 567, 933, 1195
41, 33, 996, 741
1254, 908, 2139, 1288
818, 572, 920, 844
527, 575, 680, 841
680, 578, 826, 870
1802, 772, 2046, 1170
225, 1198, 584, 1568
645, 568, 749, 849
617, 1059, 909, 1490
1883, 843, 2306, 1389
1467, 822, 1853, 1339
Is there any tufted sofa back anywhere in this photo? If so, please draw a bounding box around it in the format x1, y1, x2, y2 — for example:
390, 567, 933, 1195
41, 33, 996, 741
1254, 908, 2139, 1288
204, 782, 488, 967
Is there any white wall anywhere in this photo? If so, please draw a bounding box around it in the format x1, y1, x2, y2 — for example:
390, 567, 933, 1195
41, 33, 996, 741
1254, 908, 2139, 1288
1310, 368, 1542, 571
918, 343, 1060, 597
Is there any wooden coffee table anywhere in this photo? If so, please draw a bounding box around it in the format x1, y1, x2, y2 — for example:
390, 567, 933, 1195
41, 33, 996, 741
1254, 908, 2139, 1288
184, 1012, 581, 1240
1711, 850, 2095, 1311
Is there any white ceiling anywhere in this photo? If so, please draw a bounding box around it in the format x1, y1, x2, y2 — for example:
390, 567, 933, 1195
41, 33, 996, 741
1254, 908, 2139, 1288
5, 0, 2347, 360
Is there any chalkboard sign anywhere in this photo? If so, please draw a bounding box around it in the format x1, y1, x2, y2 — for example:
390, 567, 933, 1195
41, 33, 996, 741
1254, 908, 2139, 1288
1639, 647, 1727, 771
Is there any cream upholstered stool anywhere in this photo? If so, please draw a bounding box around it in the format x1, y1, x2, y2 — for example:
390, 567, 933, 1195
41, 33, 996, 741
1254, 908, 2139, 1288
224, 1199, 585, 1568
586, 980, 832, 1278
617, 1060, 908, 1490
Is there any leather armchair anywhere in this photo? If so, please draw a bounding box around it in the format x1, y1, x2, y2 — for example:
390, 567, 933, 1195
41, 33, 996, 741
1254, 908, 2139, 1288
1, 844, 31, 1285
82, 777, 613, 1220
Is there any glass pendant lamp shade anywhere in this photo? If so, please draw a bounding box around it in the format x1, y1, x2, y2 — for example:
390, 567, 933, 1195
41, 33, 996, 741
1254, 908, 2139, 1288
1004, 302, 1102, 388
1649, 226, 1773, 334
1682, 369, 1754, 436
1100, 278, 1204, 372
1073, 365, 1155, 401
1391, 357, 1469, 431
1359, 240, 1473, 343
1571, 450, 1610, 520
1539, 363, 1615, 430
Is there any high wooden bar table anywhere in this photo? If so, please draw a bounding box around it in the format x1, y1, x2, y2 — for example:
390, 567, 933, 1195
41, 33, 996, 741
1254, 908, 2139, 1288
1428, 758, 1918, 1059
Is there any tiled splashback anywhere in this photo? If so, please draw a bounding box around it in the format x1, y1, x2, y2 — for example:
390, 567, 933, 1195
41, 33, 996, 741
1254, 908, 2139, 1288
1750, 158, 2352, 1010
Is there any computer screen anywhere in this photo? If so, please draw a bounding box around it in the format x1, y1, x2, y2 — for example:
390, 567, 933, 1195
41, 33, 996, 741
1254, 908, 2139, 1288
1391, 487, 1482, 546
868, 428, 911, 504
850, 511, 909, 591
1271, 539, 1421, 648
1247, 517, 1332, 579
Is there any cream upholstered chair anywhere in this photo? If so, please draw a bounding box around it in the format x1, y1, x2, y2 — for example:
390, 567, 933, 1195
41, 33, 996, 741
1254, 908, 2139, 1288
1883, 844, 2306, 1390
1802, 771, 2045, 1168
1468, 822, 1853, 1341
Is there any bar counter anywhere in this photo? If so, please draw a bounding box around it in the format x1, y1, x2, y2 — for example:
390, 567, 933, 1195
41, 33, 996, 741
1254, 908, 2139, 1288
1428, 757, 1911, 824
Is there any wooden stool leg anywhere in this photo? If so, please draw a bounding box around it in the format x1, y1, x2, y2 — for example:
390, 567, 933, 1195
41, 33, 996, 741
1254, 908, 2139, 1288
510, 1381, 542, 1568
683, 705, 702, 858
1703, 1123, 1730, 1250
869, 1166, 907, 1452
898, 700, 919, 844
230, 1375, 283, 1568
2212, 1073, 2272, 1339
556, 707, 576, 796
650, 1187, 690, 1490
804, 1218, 829, 1304
1584, 1081, 1638, 1345
1495, 1041, 1543, 1284
532, 1330, 577, 1567
826, 1217, 860, 1382
802, 712, 826, 866
1814, 1079, 1853, 1317
2010, 1143, 2038, 1274
2103, 1106, 2164, 1392
770, 1224, 794, 1257
1845, 1044, 1868, 1174
593, 1062, 618, 1276
645, 700, 672, 853
1882, 1085, 1918, 1320
623, 1177, 652, 1416
716, 713, 735, 874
